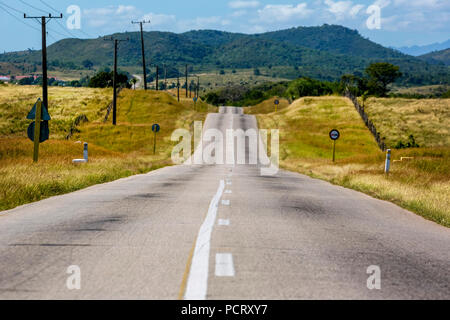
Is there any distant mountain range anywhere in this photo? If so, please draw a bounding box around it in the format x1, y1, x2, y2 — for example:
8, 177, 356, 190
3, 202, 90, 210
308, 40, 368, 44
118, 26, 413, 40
0, 24, 448, 85
396, 39, 450, 56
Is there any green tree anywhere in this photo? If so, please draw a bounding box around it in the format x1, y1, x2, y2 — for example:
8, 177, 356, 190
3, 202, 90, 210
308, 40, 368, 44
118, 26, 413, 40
365, 62, 402, 96
82, 60, 94, 70
89, 71, 130, 88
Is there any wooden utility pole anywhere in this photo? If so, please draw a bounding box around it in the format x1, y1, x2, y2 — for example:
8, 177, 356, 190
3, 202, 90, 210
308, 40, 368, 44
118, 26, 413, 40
132, 20, 150, 90
156, 65, 159, 91
177, 71, 180, 102
196, 76, 200, 98
33, 100, 42, 163
24, 13, 63, 116
185, 64, 188, 98
164, 63, 167, 90
105, 37, 129, 125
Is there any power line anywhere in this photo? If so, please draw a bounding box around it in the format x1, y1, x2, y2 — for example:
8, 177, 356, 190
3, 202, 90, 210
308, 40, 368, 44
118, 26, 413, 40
39, 0, 57, 13
0, 4, 40, 33
0, 1, 24, 14
19, 0, 49, 15
38, 0, 77, 39
39, 0, 95, 39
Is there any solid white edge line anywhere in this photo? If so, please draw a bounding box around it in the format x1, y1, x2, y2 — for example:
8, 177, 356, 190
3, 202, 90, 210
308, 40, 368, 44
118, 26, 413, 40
184, 180, 225, 300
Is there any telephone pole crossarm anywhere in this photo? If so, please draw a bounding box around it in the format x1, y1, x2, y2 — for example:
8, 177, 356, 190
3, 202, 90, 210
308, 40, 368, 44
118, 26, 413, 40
24, 13, 63, 119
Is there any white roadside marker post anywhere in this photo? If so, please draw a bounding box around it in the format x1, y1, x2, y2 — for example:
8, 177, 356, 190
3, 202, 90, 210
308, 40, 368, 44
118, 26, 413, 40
72, 143, 88, 164
385, 149, 391, 174
83, 142, 88, 162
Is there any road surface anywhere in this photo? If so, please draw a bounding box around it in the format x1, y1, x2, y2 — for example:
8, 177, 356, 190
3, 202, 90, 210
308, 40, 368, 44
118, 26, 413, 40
0, 107, 449, 300
132, 74, 143, 89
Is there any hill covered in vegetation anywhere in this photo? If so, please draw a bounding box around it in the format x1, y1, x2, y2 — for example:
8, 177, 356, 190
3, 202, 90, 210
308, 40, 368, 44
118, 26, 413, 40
418, 48, 450, 66
1, 25, 448, 85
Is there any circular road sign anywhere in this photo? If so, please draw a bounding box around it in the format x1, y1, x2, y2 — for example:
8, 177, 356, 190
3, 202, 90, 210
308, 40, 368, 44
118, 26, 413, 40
329, 129, 340, 141
274, 99, 280, 105
152, 124, 161, 133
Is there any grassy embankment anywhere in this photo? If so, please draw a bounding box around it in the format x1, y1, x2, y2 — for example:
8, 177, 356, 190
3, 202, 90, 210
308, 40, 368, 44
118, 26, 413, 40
248, 96, 450, 227
0, 84, 214, 211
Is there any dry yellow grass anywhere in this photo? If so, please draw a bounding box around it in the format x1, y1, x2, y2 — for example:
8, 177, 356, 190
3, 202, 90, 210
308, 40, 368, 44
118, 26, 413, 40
362, 97, 450, 148
244, 97, 290, 114
0, 85, 213, 211
0, 84, 112, 138
255, 96, 450, 227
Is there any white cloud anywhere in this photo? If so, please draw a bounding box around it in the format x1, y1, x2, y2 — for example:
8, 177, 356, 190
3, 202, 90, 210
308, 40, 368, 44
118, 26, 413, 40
84, 5, 140, 29
349, 4, 364, 17
231, 10, 248, 17
373, 0, 391, 9
393, 0, 449, 9
324, 0, 355, 19
229, 1, 261, 9
257, 3, 313, 22
142, 13, 176, 26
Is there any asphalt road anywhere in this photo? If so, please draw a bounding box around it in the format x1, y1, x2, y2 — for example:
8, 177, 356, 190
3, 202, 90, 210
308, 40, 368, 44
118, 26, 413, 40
0, 107, 449, 300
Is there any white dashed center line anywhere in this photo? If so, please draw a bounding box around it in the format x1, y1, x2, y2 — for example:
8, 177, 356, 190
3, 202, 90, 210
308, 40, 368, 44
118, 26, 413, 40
215, 253, 235, 277
218, 219, 230, 226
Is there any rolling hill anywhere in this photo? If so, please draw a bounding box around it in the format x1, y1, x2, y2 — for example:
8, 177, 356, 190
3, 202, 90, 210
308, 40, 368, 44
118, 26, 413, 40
0, 24, 448, 85
418, 48, 450, 66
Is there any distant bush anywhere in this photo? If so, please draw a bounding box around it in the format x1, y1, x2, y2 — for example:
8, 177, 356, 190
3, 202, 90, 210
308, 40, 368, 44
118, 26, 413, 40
204, 76, 342, 106
89, 71, 130, 88
395, 135, 420, 149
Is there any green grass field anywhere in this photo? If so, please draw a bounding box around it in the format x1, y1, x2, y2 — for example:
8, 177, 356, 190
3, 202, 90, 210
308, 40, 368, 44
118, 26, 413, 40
253, 96, 450, 227
0, 84, 214, 211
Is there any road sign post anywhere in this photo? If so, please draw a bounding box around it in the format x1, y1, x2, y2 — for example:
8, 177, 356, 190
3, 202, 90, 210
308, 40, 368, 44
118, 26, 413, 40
152, 124, 161, 155
329, 129, 340, 162
27, 98, 51, 163
274, 99, 279, 112
33, 100, 42, 163
193, 97, 198, 109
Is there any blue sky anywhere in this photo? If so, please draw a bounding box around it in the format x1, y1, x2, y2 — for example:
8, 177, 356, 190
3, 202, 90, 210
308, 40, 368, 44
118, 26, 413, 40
0, 0, 449, 52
